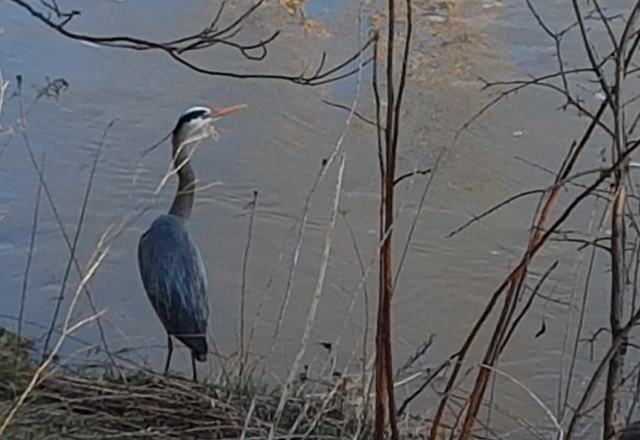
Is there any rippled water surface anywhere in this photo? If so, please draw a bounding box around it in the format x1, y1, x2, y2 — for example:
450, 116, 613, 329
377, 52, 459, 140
0, 0, 634, 437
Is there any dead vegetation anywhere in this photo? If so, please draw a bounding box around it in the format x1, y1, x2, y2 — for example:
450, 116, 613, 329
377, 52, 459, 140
6, 0, 640, 439
0, 329, 372, 440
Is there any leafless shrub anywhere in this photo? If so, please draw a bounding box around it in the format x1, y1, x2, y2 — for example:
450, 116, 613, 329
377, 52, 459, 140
420, 2, 640, 440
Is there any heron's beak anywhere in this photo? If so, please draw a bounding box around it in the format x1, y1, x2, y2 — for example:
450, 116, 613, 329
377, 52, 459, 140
211, 103, 248, 120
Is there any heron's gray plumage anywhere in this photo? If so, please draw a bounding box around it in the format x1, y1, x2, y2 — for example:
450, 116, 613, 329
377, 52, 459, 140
138, 214, 209, 361
137, 105, 243, 381
136, 107, 216, 382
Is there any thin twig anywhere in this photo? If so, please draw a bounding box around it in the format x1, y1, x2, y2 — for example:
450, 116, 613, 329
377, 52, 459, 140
0, 69, 9, 130
239, 190, 258, 380
15, 98, 119, 371
8, 0, 374, 87
15, 150, 45, 376
396, 359, 450, 417
482, 364, 564, 440
41, 121, 116, 361
393, 168, 431, 185
270, 155, 346, 438
321, 99, 377, 126
0, 235, 111, 435
447, 189, 547, 238
270, 12, 367, 350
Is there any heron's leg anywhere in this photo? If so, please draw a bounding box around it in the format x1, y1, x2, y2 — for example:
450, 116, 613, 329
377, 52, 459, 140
191, 352, 198, 383
164, 335, 173, 375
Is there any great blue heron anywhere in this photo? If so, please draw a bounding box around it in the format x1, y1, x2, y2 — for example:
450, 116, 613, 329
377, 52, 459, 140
137, 104, 245, 382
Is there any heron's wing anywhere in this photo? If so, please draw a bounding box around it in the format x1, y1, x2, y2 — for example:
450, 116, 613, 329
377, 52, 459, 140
137, 215, 208, 341
193, 244, 209, 321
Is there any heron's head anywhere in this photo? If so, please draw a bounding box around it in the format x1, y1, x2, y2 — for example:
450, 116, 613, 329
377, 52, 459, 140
171, 104, 247, 156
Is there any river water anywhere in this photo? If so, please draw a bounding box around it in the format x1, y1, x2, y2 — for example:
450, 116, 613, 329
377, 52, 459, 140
0, 0, 634, 438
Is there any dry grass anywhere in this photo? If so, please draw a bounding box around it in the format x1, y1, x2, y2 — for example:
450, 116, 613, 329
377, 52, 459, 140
0, 331, 376, 439
0, 328, 371, 439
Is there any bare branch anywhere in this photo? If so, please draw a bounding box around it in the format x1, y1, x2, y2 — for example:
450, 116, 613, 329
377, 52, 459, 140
8, 0, 373, 86
393, 168, 431, 185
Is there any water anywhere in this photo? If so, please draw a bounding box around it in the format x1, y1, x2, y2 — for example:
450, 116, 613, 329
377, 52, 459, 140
0, 0, 633, 437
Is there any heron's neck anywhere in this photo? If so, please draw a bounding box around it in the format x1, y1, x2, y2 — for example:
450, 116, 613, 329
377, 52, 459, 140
169, 139, 195, 220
